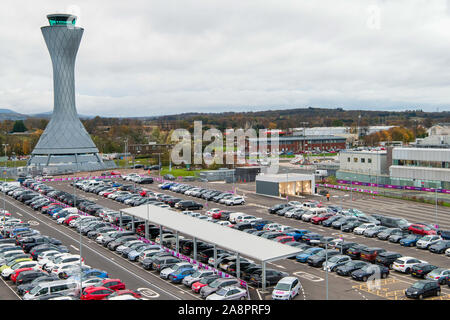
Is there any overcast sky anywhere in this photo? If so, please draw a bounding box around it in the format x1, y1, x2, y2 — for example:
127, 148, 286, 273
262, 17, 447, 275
2, 0, 450, 117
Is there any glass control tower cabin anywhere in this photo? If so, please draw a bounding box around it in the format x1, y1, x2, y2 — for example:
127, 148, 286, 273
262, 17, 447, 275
28, 14, 106, 173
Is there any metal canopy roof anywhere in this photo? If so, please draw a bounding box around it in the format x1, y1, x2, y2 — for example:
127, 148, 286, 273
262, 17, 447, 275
121, 205, 303, 263
256, 173, 314, 183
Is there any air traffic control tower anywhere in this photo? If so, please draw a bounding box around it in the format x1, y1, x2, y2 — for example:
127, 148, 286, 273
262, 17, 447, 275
28, 14, 107, 173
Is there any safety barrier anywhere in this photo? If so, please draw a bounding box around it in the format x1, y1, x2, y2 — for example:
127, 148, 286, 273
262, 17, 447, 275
317, 183, 379, 195
337, 180, 450, 194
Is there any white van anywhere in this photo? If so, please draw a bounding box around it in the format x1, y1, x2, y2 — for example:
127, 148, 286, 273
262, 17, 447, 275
23, 279, 79, 300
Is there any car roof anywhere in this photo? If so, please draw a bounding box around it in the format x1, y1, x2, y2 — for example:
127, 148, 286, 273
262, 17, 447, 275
277, 276, 299, 283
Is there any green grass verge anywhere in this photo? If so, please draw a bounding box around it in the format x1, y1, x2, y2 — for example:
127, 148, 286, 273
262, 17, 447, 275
159, 167, 206, 177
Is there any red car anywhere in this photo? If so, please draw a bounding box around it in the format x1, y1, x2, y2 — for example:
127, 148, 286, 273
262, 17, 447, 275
64, 215, 79, 226
311, 213, 335, 225
274, 236, 295, 244
99, 279, 126, 291
11, 267, 33, 283
80, 286, 115, 300
103, 191, 115, 198
408, 224, 437, 236
110, 171, 121, 175
105, 289, 142, 299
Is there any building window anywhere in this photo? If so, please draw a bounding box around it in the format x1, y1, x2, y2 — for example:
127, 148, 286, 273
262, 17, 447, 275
361, 158, 365, 163
347, 157, 350, 162
368, 158, 372, 164
354, 158, 358, 163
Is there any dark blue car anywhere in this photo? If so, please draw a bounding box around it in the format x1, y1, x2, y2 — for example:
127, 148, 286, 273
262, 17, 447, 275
169, 267, 195, 283
351, 264, 389, 281
400, 235, 422, 247
296, 247, 323, 263
300, 233, 322, 245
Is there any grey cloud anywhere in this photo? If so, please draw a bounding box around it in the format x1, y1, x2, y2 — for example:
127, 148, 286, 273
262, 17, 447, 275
0, 0, 449, 117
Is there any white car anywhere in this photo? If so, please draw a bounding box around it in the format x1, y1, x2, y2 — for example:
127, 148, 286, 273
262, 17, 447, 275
235, 215, 260, 224
416, 235, 442, 249
206, 286, 247, 300
45, 254, 83, 273
215, 221, 233, 227
263, 223, 282, 231
223, 196, 245, 206
353, 223, 377, 235
205, 208, 221, 217
138, 249, 162, 264
1, 261, 39, 279
392, 257, 427, 273
288, 201, 303, 207
446, 248, 450, 257
95, 231, 116, 244
37, 251, 65, 267
272, 276, 302, 300
275, 225, 295, 233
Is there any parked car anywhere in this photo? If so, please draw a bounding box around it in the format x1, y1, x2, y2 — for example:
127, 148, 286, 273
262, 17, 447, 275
336, 260, 369, 276
199, 277, 241, 299
80, 286, 115, 300
359, 247, 386, 263
271, 276, 302, 300
399, 234, 423, 247
416, 235, 442, 249
392, 257, 427, 274
322, 255, 352, 272
408, 224, 437, 236
428, 240, 450, 254
351, 264, 389, 281
206, 286, 247, 300
425, 268, 450, 284
374, 251, 403, 269
405, 280, 441, 299
410, 263, 439, 279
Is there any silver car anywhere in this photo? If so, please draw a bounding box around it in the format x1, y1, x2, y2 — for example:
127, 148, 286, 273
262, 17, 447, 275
199, 277, 240, 299
206, 285, 247, 300
182, 269, 215, 288
322, 255, 352, 272
416, 235, 442, 249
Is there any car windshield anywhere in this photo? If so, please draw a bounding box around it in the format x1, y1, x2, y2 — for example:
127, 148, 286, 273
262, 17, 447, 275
328, 256, 342, 263
200, 277, 215, 284
215, 288, 228, 296
29, 285, 43, 295
274, 283, 291, 291
411, 282, 426, 289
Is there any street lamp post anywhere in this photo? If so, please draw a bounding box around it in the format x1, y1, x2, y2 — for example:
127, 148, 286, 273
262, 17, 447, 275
325, 242, 329, 300
435, 185, 439, 228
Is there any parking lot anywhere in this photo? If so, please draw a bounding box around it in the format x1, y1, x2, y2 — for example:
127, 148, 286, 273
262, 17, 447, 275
1, 171, 449, 300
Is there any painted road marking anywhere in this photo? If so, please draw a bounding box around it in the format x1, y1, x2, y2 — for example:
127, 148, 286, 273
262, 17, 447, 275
137, 287, 160, 298
293, 271, 324, 282
27, 220, 39, 226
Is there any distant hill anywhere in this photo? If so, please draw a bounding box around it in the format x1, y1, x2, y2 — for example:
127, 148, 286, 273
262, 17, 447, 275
0, 108, 94, 120
0, 109, 27, 120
